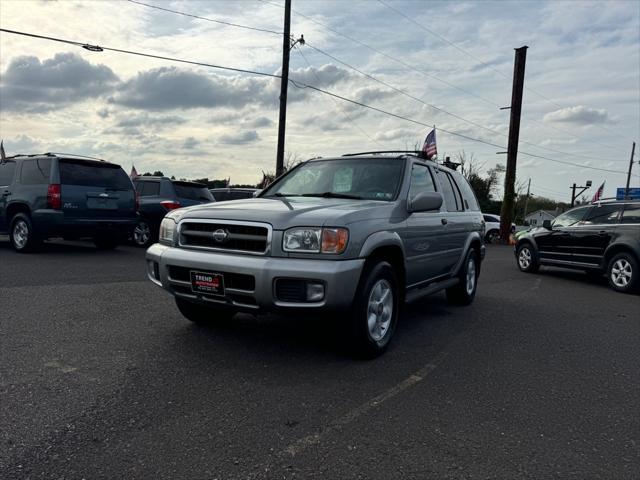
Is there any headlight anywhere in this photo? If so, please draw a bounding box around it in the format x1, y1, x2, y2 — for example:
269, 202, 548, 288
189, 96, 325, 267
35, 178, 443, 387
159, 217, 177, 246
283, 227, 349, 254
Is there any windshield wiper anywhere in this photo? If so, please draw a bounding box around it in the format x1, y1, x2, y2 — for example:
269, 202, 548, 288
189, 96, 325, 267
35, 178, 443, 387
262, 193, 303, 197
302, 192, 363, 199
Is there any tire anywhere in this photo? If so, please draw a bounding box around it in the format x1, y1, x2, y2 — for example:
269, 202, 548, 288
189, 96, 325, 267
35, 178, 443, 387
485, 229, 499, 244
606, 252, 639, 294
446, 249, 479, 305
175, 297, 236, 325
349, 260, 400, 358
516, 242, 539, 273
10, 213, 41, 253
94, 234, 119, 250
132, 220, 154, 248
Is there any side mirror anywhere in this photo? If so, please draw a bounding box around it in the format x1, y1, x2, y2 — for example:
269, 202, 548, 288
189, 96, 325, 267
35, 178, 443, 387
409, 191, 443, 213
253, 190, 262, 198
543, 219, 552, 229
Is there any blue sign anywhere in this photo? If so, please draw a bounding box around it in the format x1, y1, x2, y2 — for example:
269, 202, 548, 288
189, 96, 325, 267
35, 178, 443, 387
616, 187, 640, 200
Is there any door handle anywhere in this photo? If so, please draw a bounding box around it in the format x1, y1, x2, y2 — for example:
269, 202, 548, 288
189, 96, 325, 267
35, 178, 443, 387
598, 231, 607, 236
441, 218, 448, 225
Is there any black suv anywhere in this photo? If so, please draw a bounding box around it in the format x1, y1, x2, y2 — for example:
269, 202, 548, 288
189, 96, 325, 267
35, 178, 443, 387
515, 200, 640, 293
132, 176, 214, 247
0, 153, 137, 252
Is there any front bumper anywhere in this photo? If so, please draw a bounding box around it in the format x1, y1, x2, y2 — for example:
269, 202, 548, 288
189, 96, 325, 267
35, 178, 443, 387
145, 243, 365, 313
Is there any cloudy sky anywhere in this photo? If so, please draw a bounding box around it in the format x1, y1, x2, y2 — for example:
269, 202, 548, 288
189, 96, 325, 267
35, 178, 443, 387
1, 0, 638, 200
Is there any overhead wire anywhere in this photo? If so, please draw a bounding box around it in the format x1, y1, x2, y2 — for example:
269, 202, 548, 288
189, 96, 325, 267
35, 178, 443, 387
0, 27, 629, 176
127, 0, 629, 161
376, 0, 637, 145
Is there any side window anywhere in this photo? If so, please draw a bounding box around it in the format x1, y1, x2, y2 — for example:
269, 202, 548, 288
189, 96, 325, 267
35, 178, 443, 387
20, 158, 52, 185
455, 174, 480, 211
0, 161, 17, 186
140, 181, 160, 197
621, 205, 640, 224
483, 215, 495, 223
437, 170, 463, 212
408, 164, 436, 204
583, 205, 623, 225
134, 181, 144, 193
445, 173, 464, 211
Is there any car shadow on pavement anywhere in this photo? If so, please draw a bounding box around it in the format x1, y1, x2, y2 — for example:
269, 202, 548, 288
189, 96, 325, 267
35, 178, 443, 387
537, 267, 609, 287
0, 237, 135, 255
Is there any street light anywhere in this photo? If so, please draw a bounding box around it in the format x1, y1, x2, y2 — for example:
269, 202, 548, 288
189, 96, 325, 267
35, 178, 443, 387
570, 180, 592, 207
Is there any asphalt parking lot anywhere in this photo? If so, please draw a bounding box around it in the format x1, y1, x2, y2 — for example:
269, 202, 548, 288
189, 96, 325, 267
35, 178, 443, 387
1, 239, 638, 479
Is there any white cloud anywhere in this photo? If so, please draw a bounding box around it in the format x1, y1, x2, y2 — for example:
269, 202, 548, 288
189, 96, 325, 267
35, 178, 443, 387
543, 106, 614, 125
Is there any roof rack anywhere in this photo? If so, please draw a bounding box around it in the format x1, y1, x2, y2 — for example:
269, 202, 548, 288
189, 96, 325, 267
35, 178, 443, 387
45, 152, 107, 162
341, 150, 425, 157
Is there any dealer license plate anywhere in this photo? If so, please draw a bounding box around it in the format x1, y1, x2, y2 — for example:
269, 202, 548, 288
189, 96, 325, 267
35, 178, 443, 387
190, 271, 225, 296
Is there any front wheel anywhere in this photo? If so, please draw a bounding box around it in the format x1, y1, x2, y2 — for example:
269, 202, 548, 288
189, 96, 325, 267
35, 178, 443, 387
349, 260, 399, 358
175, 297, 236, 325
607, 253, 639, 294
516, 243, 539, 273
485, 229, 499, 244
446, 249, 479, 305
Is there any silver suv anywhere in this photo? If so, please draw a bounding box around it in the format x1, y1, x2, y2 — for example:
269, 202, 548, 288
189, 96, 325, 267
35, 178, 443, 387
146, 153, 485, 357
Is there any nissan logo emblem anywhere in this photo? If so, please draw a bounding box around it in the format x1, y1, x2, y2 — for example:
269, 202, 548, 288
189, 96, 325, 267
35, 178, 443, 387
212, 228, 230, 243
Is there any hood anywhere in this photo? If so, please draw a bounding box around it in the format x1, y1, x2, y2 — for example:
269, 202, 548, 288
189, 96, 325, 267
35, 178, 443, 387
174, 197, 394, 229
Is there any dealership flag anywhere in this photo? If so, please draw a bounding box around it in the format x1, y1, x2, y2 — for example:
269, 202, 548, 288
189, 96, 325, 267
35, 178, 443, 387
0, 140, 6, 162
591, 181, 605, 203
422, 128, 437, 159
130, 164, 139, 179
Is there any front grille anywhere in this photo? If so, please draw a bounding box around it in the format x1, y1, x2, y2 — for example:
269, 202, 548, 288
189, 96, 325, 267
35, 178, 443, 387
179, 221, 269, 254
168, 265, 255, 291
275, 279, 307, 303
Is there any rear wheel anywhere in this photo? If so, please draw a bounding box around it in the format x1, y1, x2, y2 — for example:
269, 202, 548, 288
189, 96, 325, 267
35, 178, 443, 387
132, 220, 153, 247
175, 297, 236, 325
349, 260, 399, 358
516, 243, 539, 273
10, 213, 41, 253
607, 253, 639, 294
446, 249, 479, 305
485, 229, 499, 244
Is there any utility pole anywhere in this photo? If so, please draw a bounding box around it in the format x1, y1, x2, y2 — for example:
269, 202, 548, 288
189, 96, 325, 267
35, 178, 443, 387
570, 180, 592, 207
275, 0, 292, 177
522, 178, 531, 220
625, 141, 636, 198
499, 46, 528, 243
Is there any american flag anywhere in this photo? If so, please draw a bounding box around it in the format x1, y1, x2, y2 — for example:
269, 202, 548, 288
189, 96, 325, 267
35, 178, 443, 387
130, 164, 139, 179
422, 129, 437, 159
591, 181, 605, 203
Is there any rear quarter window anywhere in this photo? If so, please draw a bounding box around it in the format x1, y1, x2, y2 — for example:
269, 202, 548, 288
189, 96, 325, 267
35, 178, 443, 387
454, 174, 481, 211
20, 158, 52, 185
60, 160, 132, 190
621, 205, 640, 224
173, 183, 213, 201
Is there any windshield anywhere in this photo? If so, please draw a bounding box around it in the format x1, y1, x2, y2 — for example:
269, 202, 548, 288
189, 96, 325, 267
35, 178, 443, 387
552, 207, 588, 227
173, 182, 214, 201
59, 159, 132, 190
263, 158, 404, 201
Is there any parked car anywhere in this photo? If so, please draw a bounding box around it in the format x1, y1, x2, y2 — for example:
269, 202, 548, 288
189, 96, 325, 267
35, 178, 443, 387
132, 176, 214, 247
0, 153, 137, 252
209, 187, 259, 202
145, 152, 485, 357
483, 213, 516, 243
515, 200, 640, 293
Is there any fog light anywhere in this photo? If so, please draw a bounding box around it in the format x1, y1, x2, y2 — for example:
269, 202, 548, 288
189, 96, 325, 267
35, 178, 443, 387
306, 282, 325, 302
147, 260, 160, 280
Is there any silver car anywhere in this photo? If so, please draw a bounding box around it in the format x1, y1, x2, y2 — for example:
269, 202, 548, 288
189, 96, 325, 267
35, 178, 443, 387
146, 153, 485, 357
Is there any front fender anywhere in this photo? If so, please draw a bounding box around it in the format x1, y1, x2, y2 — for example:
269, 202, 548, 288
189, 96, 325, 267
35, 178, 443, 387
358, 230, 406, 259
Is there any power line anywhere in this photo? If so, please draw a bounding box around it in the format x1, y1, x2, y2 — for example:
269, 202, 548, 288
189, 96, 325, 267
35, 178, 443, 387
292, 46, 385, 148
129, 0, 630, 159
0, 27, 629, 176
0, 28, 280, 78
376, 0, 636, 145
127, 0, 283, 36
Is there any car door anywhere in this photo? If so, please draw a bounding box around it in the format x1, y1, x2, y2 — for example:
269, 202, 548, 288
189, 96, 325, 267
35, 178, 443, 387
0, 160, 17, 231
536, 206, 589, 263
403, 162, 448, 286
571, 204, 623, 266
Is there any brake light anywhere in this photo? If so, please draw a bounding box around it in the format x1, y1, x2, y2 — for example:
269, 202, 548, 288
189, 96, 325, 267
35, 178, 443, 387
160, 200, 181, 211
47, 184, 61, 210
135, 191, 141, 212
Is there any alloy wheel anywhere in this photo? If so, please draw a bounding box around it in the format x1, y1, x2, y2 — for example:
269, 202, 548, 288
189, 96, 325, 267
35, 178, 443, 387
367, 279, 393, 342
611, 259, 632, 288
